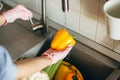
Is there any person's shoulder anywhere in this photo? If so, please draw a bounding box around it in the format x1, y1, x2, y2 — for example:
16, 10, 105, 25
0, 45, 8, 53
0, 45, 5, 50
0, 45, 7, 60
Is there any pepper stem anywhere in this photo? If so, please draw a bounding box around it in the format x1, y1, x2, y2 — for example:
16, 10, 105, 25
72, 35, 77, 39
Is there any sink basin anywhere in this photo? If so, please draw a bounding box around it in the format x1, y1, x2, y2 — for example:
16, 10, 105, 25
15, 30, 120, 80
36, 34, 120, 80
118, 76, 120, 80
0, 20, 54, 60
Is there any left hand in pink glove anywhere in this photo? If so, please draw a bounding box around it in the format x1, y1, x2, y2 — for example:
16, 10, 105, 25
41, 45, 73, 64
2, 4, 33, 23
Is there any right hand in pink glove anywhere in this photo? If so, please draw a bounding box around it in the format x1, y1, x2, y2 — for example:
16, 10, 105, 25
42, 45, 73, 64
2, 4, 33, 23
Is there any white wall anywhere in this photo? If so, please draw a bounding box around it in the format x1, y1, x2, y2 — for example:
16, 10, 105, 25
3, 0, 120, 54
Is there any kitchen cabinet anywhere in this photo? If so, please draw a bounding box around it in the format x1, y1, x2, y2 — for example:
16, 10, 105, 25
96, 0, 114, 49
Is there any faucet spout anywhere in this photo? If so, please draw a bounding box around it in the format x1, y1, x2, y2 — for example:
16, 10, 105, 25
31, 0, 48, 35
41, 0, 48, 34
34, 0, 69, 34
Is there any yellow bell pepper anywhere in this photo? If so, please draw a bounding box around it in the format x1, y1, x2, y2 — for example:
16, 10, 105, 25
54, 61, 84, 80
50, 28, 76, 50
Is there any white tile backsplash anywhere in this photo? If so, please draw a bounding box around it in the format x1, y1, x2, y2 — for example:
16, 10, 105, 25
79, 0, 100, 40
80, 15, 97, 40
96, 0, 114, 49
50, 0, 61, 4
98, 0, 106, 24
114, 41, 120, 54
69, 0, 81, 12
81, 0, 100, 18
46, 1, 65, 26
96, 23, 114, 49
96, 1, 114, 49
66, 10, 80, 33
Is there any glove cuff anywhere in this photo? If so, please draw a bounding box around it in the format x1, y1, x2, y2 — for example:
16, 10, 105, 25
41, 50, 55, 64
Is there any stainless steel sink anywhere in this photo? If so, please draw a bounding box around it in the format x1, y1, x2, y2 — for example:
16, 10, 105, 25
16, 33, 120, 80
0, 19, 53, 60
66, 44, 120, 80
118, 76, 120, 80
1, 19, 119, 80
37, 34, 120, 80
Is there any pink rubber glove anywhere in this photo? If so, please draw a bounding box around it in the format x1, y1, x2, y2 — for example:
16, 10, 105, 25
2, 4, 32, 23
42, 45, 73, 64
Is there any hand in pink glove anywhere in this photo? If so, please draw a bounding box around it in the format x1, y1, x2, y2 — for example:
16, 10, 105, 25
42, 45, 73, 64
2, 4, 33, 23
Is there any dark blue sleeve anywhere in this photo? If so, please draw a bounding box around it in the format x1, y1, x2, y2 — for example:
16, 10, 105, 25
0, 46, 18, 80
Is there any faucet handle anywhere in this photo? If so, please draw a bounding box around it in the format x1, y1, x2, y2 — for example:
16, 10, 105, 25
62, 0, 69, 12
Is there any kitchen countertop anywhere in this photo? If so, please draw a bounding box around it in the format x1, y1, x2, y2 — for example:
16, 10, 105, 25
0, 19, 53, 60
0, 3, 53, 60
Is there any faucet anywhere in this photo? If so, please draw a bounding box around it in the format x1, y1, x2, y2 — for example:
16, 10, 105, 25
40, 0, 48, 34
37, 0, 69, 34
62, 0, 69, 12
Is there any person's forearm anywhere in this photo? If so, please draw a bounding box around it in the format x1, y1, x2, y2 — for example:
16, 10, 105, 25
14, 56, 52, 79
0, 13, 6, 26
